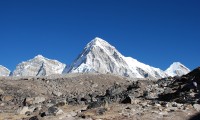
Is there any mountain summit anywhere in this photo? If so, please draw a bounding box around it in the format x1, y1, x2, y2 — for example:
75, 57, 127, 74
65, 37, 168, 79
13, 55, 66, 76
165, 62, 190, 77
0, 65, 10, 76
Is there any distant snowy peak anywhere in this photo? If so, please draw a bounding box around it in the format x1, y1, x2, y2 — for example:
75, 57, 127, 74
65, 37, 168, 79
165, 62, 190, 77
0, 65, 10, 76
13, 55, 66, 76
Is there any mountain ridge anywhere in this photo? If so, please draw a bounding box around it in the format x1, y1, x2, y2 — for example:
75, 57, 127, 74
0, 37, 191, 78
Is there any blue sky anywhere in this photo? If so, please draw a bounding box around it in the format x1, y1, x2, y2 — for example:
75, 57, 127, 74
0, 0, 199, 71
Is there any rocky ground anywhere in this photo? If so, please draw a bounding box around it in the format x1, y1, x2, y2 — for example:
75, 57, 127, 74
0, 68, 200, 120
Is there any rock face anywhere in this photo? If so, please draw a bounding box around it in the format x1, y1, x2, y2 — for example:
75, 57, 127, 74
158, 67, 200, 104
64, 37, 167, 79
0, 65, 10, 76
12, 55, 66, 76
165, 62, 190, 77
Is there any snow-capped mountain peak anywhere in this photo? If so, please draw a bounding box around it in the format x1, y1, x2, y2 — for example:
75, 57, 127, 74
13, 55, 66, 76
85, 37, 116, 51
34, 54, 45, 59
0, 65, 10, 76
65, 37, 168, 79
165, 62, 190, 77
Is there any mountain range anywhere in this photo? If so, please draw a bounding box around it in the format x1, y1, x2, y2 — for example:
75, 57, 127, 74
0, 37, 190, 78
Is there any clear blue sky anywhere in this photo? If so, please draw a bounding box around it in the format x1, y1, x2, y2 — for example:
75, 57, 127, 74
0, 0, 199, 71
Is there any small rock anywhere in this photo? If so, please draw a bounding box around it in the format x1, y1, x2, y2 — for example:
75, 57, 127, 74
68, 111, 77, 117
26, 97, 34, 105
52, 91, 62, 97
87, 101, 103, 109
92, 83, 98, 88
121, 95, 135, 104
25, 111, 31, 116
26, 96, 45, 105
155, 103, 161, 107
121, 107, 136, 117
0, 88, 4, 94
29, 116, 39, 120
56, 109, 64, 116
171, 102, 178, 107
3, 95, 13, 102
48, 106, 64, 116
140, 102, 148, 107
17, 106, 36, 115
17, 106, 29, 115
96, 108, 107, 115
159, 111, 168, 115
33, 97, 45, 104
193, 104, 200, 112
0, 103, 5, 106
